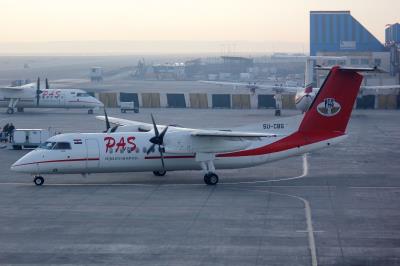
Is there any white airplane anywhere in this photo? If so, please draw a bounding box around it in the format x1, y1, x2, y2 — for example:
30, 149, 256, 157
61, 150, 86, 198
0, 78, 104, 114
11, 66, 373, 186
202, 75, 400, 114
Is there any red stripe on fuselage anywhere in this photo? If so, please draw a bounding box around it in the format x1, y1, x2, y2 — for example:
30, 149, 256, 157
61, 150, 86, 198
13, 157, 99, 167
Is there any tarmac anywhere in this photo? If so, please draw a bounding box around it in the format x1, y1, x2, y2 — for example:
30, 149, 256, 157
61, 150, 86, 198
0, 108, 399, 266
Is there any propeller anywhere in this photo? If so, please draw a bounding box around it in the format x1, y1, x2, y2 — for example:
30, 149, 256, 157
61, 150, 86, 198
45, 78, 49, 90
147, 114, 168, 170
36, 77, 42, 106
103, 108, 119, 133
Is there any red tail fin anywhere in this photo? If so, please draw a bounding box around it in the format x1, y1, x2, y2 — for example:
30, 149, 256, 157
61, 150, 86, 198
298, 66, 363, 133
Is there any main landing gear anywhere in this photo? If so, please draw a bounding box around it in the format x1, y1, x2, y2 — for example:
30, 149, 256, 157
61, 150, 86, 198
6, 107, 14, 114
33, 176, 44, 186
199, 158, 219, 186
7, 98, 19, 114
153, 170, 166, 176
88, 109, 94, 114
204, 173, 219, 185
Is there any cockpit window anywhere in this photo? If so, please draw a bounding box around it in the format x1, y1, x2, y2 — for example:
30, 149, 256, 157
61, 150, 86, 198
53, 142, 71, 150
39, 142, 56, 150
77, 93, 90, 97
39, 141, 71, 150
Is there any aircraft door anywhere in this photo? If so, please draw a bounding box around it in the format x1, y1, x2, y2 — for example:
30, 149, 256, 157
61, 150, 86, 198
85, 139, 100, 170
57, 90, 66, 107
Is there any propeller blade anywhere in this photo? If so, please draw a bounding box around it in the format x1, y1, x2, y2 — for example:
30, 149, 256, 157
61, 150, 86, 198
45, 78, 49, 90
146, 143, 156, 155
110, 125, 118, 133
159, 126, 168, 140
36, 77, 41, 106
104, 108, 111, 132
150, 113, 159, 137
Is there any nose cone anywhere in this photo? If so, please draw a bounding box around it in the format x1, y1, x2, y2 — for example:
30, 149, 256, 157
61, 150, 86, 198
11, 151, 38, 173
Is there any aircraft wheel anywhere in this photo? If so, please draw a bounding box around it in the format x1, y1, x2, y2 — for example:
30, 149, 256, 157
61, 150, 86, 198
6, 108, 14, 114
88, 109, 94, 114
33, 176, 44, 186
153, 170, 166, 176
275, 109, 281, 116
204, 173, 218, 185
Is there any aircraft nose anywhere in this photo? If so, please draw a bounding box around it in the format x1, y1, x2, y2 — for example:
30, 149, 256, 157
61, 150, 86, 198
11, 152, 38, 173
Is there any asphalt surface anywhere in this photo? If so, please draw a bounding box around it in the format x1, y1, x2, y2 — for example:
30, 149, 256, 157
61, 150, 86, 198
0, 108, 399, 266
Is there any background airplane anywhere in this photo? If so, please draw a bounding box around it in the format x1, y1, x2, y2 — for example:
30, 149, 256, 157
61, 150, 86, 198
12, 66, 372, 186
0, 78, 103, 114
201, 56, 400, 115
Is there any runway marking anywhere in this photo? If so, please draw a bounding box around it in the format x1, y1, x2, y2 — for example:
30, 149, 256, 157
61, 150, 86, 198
233, 188, 318, 266
297, 230, 324, 233
221, 153, 309, 185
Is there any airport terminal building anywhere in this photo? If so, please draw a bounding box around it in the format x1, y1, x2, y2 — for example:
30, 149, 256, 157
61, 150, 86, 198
310, 11, 400, 109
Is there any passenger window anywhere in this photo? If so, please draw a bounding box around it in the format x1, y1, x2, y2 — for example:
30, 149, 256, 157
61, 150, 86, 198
53, 142, 71, 150
142, 147, 147, 153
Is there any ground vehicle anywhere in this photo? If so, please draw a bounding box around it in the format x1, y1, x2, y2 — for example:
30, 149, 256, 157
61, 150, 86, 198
120, 101, 139, 113
12, 129, 51, 150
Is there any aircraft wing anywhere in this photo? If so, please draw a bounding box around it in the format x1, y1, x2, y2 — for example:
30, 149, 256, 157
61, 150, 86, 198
0, 83, 35, 92
0, 86, 26, 91
199, 80, 301, 92
164, 129, 277, 154
191, 129, 275, 138
96, 116, 154, 131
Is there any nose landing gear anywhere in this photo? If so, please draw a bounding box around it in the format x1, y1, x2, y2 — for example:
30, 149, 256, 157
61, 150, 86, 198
33, 176, 44, 186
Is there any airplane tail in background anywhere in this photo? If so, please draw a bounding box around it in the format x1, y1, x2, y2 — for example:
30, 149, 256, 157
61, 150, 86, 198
298, 66, 363, 134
